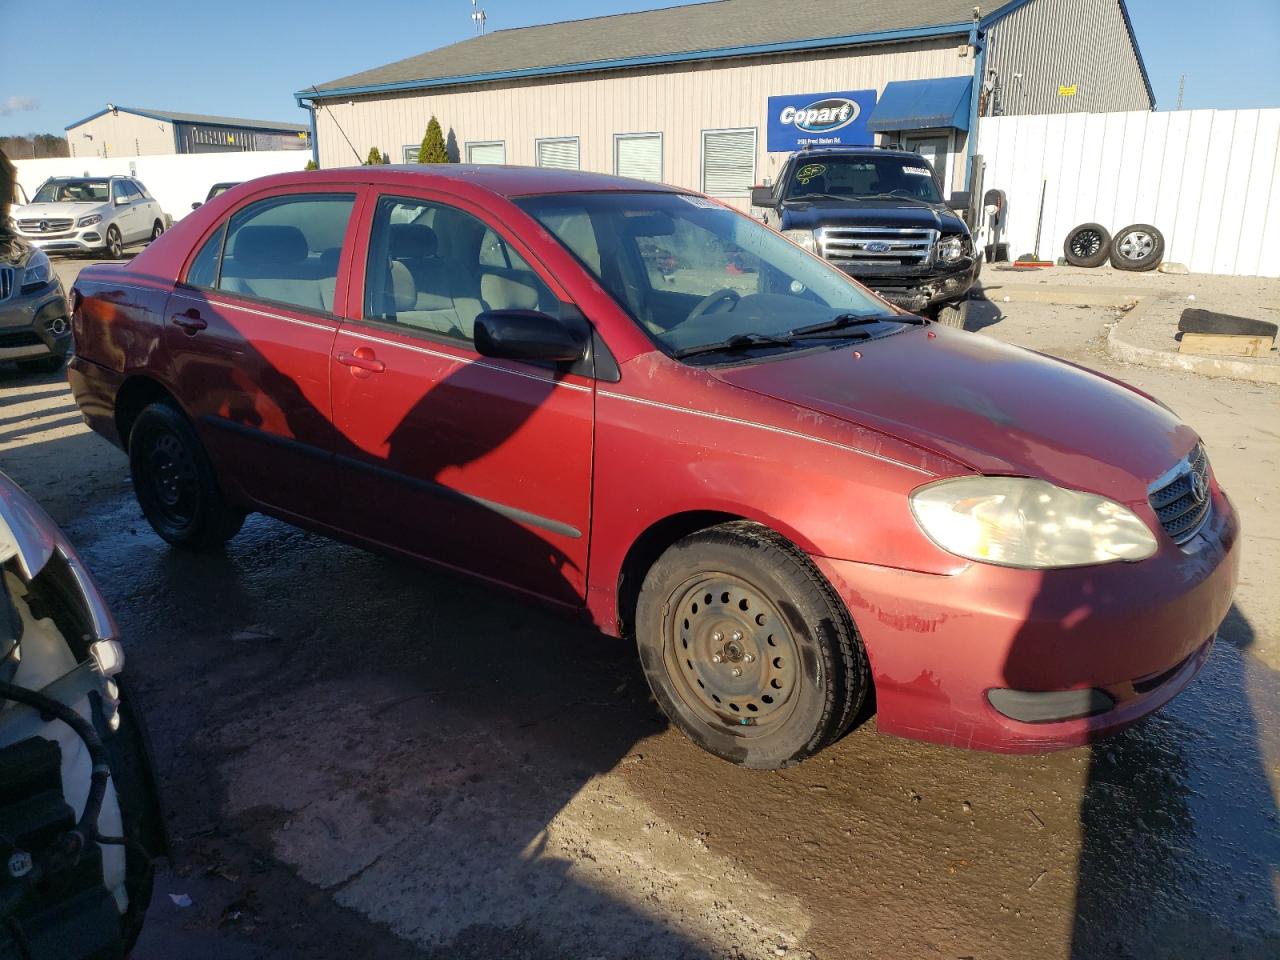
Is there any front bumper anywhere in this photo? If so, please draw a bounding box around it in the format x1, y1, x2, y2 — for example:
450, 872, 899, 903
0, 282, 72, 362
816, 486, 1240, 752
830, 257, 980, 312
23, 230, 108, 254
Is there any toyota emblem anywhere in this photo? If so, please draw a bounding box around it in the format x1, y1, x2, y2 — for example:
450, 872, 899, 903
1190, 470, 1208, 504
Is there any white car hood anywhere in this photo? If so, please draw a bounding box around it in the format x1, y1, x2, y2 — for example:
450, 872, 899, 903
13, 201, 109, 221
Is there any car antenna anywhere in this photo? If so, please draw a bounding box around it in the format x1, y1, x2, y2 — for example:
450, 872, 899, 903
304, 85, 364, 165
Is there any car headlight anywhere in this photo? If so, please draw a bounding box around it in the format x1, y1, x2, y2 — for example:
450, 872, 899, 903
77, 213, 103, 227
782, 229, 816, 253
936, 235, 966, 263
20, 250, 52, 290
910, 476, 1158, 568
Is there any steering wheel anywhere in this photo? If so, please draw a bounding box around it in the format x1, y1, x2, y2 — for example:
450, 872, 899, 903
682, 288, 741, 326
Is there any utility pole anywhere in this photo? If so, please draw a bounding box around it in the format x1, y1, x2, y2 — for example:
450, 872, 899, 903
1176, 74, 1185, 110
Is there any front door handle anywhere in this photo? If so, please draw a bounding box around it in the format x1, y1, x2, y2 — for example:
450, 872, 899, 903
336, 347, 386, 375
171, 307, 207, 335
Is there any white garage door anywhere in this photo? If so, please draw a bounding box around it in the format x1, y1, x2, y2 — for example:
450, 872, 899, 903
536, 138, 580, 170
615, 134, 662, 182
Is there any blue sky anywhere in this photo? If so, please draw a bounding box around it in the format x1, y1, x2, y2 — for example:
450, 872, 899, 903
1, 0, 1277, 136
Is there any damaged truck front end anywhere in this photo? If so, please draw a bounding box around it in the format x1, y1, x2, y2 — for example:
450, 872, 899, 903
1, 471, 164, 959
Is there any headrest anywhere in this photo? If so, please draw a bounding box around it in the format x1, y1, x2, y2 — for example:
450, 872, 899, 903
389, 223, 438, 259
233, 225, 308, 266
481, 273, 540, 312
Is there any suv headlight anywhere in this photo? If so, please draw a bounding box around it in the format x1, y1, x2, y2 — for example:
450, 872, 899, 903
20, 250, 52, 291
77, 213, 103, 228
936, 235, 966, 263
910, 476, 1157, 568
782, 228, 816, 253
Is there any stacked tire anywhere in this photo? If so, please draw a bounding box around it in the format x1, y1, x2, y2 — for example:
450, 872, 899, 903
1063, 222, 1164, 271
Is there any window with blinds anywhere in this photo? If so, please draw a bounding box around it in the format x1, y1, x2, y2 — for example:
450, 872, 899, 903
467, 141, 505, 164
614, 133, 662, 182
701, 128, 757, 197
535, 137, 580, 170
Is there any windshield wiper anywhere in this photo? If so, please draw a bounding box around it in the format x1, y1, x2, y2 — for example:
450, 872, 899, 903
787, 192, 850, 203
854, 192, 935, 206
671, 332, 795, 360
789, 313, 920, 339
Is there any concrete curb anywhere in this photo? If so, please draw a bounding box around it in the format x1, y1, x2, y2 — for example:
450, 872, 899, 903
1106, 296, 1280, 386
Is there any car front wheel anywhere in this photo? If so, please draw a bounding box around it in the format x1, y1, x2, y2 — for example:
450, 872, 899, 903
105, 225, 124, 260
636, 521, 869, 768
128, 401, 244, 550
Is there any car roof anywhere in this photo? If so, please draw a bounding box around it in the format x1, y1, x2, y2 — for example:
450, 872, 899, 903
244, 164, 686, 199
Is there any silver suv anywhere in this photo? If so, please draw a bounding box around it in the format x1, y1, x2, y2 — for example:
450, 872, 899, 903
7, 176, 165, 258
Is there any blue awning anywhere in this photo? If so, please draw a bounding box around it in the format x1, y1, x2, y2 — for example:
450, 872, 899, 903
867, 77, 974, 133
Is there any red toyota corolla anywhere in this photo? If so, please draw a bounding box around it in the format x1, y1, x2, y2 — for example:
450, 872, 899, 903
67, 166, 1239, 768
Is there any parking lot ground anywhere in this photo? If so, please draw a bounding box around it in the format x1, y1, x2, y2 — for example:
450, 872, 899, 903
1, 259, 1277, 960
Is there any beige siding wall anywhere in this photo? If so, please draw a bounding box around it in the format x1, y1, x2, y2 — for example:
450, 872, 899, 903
67, 112, 175, 158
986, 0, 1152, 116
314, 38, 974, 199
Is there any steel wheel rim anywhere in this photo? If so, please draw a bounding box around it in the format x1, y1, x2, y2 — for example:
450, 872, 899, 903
147, 431, 198, 526
1118, 231, 1154, 261
1070, 229, 1103, 258
664, 573, 800, 734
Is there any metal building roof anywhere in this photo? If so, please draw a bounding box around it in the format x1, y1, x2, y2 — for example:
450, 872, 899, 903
304, 0, 991, 99
65, 106, 309, 133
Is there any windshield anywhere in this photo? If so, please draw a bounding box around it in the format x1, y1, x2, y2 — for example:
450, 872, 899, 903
784, 155, 942, 204
32, 179, 110, 204
515, 192, 900, 360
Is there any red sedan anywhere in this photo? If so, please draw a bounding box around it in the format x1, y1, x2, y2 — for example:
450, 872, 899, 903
67, 166, 1239, 768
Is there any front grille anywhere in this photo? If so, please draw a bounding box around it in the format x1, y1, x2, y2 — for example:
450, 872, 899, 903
17, 218, 74, 233
816, 226, 938, 266
0, 330, 41, 349
1148, 443, 1212, 544
0, 266, 11, 301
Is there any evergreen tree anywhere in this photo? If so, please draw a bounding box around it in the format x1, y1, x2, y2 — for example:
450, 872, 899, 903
417, 117, 449, 163
304, 159, 318, 171
365, 146, 383, 165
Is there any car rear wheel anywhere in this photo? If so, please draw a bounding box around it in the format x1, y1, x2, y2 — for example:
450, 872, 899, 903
636, 521, 868, 768
149, 220, 164, 243
105, 225, 125, 260
15, 354, 67, 374
128, 401, 244, 550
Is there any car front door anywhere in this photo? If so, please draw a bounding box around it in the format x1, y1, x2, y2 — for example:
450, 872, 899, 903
330, 191, 594, 607
110, 179, 139, 242
162, 186, 361, 525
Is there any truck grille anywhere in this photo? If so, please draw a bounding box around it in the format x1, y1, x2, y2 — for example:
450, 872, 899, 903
816, 226, 938, 266
1148, 443, 1212, 544
0, 266, 11, 301
17, 218, 74, 234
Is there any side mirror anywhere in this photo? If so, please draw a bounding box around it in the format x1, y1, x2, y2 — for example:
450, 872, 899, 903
751, 185, 779, 209
474, 309, 586, 363
948, 191, 971, 212
114, 195, 130, 206
191, 201, 202, 210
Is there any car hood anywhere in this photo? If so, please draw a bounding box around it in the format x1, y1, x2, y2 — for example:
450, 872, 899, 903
712, 326, 1196, 500
779, 199, 966, 234
13, 201, 108, 221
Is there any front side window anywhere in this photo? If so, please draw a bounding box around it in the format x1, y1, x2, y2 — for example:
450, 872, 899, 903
111, 181, 131, 203
517, 191, 897, 361
215, 193, 355, 312
783, 155, 943, 203
121, 181, 142, 200
363, 195, 558, 343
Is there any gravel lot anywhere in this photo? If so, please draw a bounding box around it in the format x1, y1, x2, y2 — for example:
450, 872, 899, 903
0, 258, 1276, 960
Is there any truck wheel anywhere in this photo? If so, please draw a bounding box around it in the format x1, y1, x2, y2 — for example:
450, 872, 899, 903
128, 401, 244, 550
1110, 224, 1165, 271
105, 226, 125, 260
934, 300, 970, 329
636, 521, 868, 769
1063, 223, 1111, 267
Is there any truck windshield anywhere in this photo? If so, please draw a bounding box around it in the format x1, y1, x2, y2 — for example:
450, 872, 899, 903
784, 156, 942, 204
516, 191, 903, 361
32, 179, 111, 203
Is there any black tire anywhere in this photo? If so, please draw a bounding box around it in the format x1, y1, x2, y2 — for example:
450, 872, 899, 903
934, 300, 970, 329
149, 220, 164, 243
1110, 223, 1165, 272
128, 401, 244, 550
105, 225, 125, 260
636, 521, 868, 769
1063, 222, 1111, 268
15, 353, 67, 374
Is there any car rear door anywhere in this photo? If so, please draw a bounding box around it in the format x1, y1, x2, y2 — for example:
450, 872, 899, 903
329, 190, 594, 607
162, 185, 362, 526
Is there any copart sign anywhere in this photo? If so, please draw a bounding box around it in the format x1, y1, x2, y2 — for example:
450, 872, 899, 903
767, 90, 877, 151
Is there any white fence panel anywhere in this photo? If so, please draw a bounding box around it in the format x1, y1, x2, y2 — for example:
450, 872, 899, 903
13, 151, 311, 224
978, 108, 1280, 277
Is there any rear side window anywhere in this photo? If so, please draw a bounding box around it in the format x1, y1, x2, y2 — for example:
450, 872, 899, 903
185, 225, 225, 288
214, 194, 355, 313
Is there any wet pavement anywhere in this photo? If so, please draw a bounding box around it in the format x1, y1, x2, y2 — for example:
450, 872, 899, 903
0, 261, 1277, 958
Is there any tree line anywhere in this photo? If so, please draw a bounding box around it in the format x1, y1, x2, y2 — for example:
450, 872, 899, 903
0, 134, 69, 160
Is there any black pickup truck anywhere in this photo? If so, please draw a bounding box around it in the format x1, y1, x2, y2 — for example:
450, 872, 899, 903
752, 147, 980, 326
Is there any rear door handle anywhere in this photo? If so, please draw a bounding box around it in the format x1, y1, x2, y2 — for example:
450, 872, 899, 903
336, 348, 386, 374
171, 308, 207, 334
